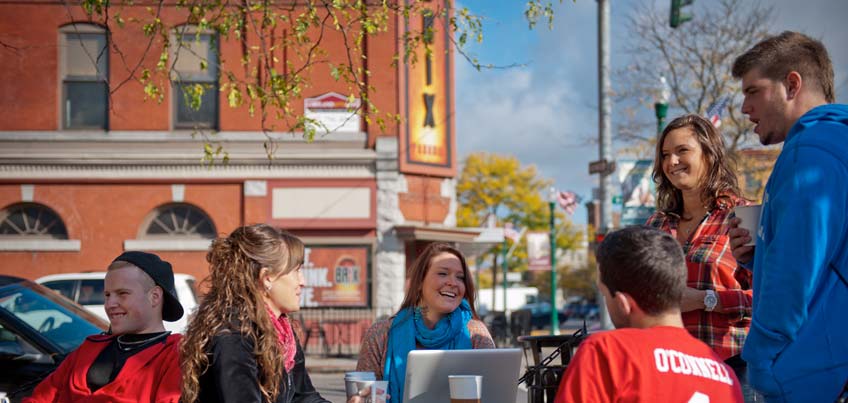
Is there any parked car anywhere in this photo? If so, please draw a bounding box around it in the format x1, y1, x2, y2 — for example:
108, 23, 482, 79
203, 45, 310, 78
563, 301, 600, 320
0, 275, 108, 402
518, 302, 567, 330
36, 272, 198, 334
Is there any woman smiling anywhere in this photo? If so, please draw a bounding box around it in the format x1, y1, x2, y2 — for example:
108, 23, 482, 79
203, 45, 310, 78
645, 114, 755, 400
355, 243, 494, 402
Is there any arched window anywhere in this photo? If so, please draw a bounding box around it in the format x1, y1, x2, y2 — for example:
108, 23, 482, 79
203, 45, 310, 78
141, 203, 216, 239
0, 203, 69, 239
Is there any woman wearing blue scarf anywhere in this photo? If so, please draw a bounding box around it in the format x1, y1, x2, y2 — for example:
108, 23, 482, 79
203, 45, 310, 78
355, 243, 495, 403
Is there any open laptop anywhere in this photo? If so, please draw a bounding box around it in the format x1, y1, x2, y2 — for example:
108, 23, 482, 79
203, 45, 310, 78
402, 348, 523, 403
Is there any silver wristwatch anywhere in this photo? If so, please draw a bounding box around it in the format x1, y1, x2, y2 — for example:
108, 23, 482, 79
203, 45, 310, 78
704, 290, 718, 312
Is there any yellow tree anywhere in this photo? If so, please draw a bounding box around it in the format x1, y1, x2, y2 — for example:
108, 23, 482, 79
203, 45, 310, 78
457, 152, 582, 308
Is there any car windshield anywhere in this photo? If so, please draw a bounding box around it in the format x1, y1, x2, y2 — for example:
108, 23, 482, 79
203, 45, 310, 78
0, 283, 106, 354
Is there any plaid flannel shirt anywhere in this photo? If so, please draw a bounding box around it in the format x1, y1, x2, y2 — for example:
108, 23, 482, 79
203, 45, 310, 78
646, 196, 753, 361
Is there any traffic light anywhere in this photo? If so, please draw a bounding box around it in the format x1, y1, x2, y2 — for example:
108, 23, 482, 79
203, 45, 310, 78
670, 0, 694, 28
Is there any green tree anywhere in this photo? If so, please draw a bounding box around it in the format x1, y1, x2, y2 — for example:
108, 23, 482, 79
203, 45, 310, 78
457, 152, 582, 308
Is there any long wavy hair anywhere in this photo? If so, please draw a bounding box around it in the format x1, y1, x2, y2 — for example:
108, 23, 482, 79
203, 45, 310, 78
181, 224, 305, 403
652, 114, 742, 216
399, 242, 480, 319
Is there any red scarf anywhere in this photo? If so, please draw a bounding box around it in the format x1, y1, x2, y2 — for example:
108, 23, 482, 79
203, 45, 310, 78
266, 306, 296, 372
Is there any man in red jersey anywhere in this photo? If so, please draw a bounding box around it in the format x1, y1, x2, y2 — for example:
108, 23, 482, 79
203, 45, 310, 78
555, 227, 742, 402
24, 251, 182, 403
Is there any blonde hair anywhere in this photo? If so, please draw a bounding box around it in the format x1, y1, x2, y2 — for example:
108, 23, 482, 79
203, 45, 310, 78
180, 224, 304, 402
107, 261, 156, 291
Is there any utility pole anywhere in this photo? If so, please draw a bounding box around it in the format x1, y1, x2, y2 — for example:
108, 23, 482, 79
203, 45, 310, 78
597, 0, 614, 331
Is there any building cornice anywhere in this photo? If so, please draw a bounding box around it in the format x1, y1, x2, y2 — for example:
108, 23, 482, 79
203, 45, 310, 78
0, 163, 375, 180
0, 130, 374, 165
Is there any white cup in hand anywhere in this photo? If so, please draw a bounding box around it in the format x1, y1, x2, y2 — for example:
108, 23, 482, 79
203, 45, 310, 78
734, 204, 762, 246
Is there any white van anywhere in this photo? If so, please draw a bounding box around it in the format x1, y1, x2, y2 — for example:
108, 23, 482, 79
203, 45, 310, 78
36, 272, 198, 334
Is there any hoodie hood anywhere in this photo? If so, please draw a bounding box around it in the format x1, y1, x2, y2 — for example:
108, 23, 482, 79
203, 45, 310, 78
787, 104, 848, 142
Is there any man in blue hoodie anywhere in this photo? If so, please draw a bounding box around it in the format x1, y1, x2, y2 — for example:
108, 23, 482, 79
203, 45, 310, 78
729, 31, 848, 402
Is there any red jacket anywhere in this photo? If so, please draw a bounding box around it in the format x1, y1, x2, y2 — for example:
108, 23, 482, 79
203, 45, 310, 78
24, 333, 181, 403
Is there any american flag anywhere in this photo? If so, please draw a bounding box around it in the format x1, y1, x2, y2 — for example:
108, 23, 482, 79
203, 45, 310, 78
704, 96, 730, 128
556, 190, 581, 216
503, 222, 522, 243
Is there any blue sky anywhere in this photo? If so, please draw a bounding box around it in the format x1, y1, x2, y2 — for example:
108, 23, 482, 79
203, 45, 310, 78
454, 0, 848, 225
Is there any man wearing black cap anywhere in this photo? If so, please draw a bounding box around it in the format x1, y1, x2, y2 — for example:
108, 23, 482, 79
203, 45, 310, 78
24, 251, 183, 403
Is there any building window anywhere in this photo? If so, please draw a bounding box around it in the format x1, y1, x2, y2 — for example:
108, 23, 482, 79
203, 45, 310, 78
60, 24, 108, 130
171, 28, 218, 129
142, 203, 216, 239
0, 203, 69, 239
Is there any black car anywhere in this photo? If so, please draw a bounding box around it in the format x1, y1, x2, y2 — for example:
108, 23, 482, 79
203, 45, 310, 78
0, 275, 108, 402
518, 302, 568, 330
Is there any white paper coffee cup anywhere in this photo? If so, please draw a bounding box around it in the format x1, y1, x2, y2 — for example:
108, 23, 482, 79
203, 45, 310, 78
735, 204, 762, 246
371, 380, 389, 403
449, 375, 482, 403
345, 380, 375, 400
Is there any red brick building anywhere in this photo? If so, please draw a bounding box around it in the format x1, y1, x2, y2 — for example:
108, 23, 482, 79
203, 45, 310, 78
0, 1, 487, 351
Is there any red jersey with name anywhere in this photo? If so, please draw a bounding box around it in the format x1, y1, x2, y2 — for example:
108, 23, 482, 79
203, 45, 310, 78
554, 326, 743, 403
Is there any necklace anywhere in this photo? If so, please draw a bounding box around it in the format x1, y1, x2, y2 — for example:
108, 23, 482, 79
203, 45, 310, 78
677, 210, 709, 242
116, 332, 169, 352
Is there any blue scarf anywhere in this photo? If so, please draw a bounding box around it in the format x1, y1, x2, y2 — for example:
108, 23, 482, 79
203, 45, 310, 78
383, 299, 473, 403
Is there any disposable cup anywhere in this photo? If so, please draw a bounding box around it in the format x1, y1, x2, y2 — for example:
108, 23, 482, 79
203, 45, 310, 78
734, 204, 762, 246
371, 380, 389, 403
449, 375, 482, 403
345, 379, 375, 400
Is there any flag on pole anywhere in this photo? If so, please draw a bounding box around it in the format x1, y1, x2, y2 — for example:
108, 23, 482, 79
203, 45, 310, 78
503, 222, 522, 243
556, 190, 581, 216
704, 96, 730, 128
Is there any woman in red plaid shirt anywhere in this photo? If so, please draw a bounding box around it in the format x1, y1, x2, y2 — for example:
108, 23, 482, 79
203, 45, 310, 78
646, 114, 755, 400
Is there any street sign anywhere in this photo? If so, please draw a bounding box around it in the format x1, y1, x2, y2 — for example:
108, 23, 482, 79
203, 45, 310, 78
589, 159, 616, 175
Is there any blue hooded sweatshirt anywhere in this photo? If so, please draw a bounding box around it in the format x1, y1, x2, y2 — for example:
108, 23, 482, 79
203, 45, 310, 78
742, 104, 848, 402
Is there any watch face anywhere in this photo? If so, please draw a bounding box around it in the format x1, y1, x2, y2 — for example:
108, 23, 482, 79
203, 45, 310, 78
705, 291, 718, 310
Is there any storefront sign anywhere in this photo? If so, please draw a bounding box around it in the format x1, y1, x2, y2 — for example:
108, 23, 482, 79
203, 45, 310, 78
618, 160, 657, 226
400, 4, 454, 176
304, 92, 361, 134
300, 245, 370, 307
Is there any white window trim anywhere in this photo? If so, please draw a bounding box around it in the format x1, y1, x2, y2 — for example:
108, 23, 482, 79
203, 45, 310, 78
124, 239, 212, 251
0, 239, 81, 251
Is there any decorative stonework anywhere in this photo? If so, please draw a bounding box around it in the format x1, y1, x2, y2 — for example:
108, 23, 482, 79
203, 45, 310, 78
375, 136, 406, 317
0, 164, 375, 180
441, 177, 457, 227
0, 130, 373, 166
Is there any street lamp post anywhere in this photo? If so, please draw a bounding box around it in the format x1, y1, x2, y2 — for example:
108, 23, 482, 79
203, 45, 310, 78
654, 75, 671, 136
501, 238, 508, 313
548, 187, 559, 335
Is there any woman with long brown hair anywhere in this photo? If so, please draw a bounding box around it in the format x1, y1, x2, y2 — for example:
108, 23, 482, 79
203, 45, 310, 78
356, 242, 494, 402
646, 114, 755, 400
180, 224, 329, 403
